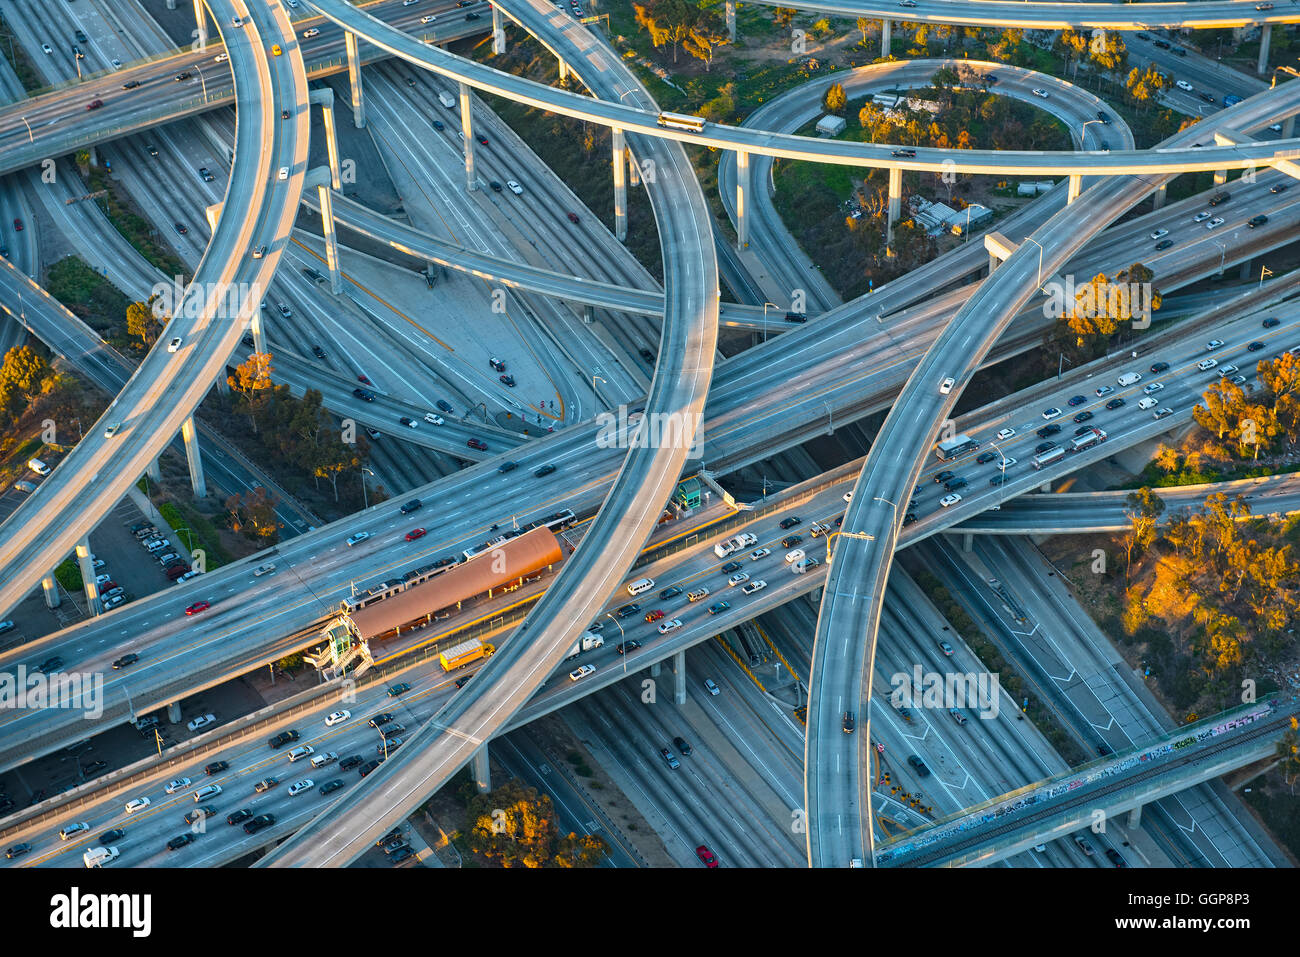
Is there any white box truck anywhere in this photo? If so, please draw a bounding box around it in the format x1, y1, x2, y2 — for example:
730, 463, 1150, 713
437, 90, 456, 109
83, 846, 119, 868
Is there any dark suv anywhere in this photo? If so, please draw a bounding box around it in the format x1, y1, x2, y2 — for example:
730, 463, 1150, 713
268, 730, 299, 749
1207, 191, 1230, 206
243, 814, 275, 834
399, 499, 423, 514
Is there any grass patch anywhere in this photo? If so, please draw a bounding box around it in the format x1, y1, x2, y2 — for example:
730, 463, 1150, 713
86, 167, 186, 279
0, 24, 43, 93
44, 256, 131, 337
158, 499, 230, 569
54, 557, 82, 593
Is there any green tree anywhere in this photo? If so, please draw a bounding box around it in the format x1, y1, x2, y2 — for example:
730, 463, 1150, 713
0, 344, 51, 415
823, 81, 847, 115
227, 352, 275, 432
1123, 487, 1166, 578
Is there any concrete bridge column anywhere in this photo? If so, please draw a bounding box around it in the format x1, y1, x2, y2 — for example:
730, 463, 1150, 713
726, 0, 736, 41
1258, 26, 1271, 75
886, 165, 902, 245
493, 5, 506, 54
1151, 183, 1166, 210
1127, 804, 1142, 829
558, 57, 570, 83
459, 82, 477, 191
627, 148, 640, 187
167, 702, 182, 724
42, 575, 60, 609
250, 310, 267, 356
736, 149, 750, 249
345, 31, 366, 129
307, 168, 342, 294
881, 19, 891, 57
182, 415, 207, 500
673, 650, 686, 705
1213, 168, 1228, 186
612, 128, 628, 242
146, 458, 162, 483
76, 539, 101, 616
582, 304, 594, 323
963, 532, 973, 552
214, 369, 230, 396
166, 0, 176, 10
1282, 115, 1295, 139
1239, 257, 1253, 281
650, 659, 661, 678
192, 0, 207, 50
309, 89, 343, 190
1066, 174, 1082, 204
472, 744, 491, 793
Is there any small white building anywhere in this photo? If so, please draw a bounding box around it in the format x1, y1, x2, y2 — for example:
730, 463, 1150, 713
816, 114, 846, 136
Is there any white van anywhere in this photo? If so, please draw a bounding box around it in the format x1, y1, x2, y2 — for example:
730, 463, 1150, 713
27, 458, 50, 476
1116, 372, 1142, 387
83, 846, 119, 868
437, 90, 455, 108
626, 577, 655, 596
1137, 396, 1158, 410
193, 784, 221, 801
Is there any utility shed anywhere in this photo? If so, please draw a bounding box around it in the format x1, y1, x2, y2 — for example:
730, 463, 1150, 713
816, 114, 846, 136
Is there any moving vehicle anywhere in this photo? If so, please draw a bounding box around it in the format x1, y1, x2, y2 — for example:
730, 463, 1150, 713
934, 434, 978, 460
83, 846, 119, 868
657, 111, 706, 132
569, 664, 596, 681
439, 638, 493, 671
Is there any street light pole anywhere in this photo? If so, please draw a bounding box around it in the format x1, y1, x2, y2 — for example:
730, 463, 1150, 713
195, 65, 207, 100
605, 613, 628, 674
360, 466, 375, 509
20, 116, 32, 143
762, 301, 776, 342
1024, 237, 1045, 291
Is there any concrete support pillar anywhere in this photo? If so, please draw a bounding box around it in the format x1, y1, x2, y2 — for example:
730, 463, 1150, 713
492, 5, 506, 54
886, 165, 902, 245
558, 57, 570, 83
76, 539, 101, 616
1066, 174, 1082, 204
612, 128, 628, 242
459, 82, 477, 191
736, 149, 750, 249
1151, 183, 1166, 210
345, 31, 366, 129
472, 744, 491, 794
204, 202, 221, 233
192, 0, 207, 50
42, 575, 60, 609
1213, 168, 1228, 186
988, 252, 1000, 275
627, 148, 640, 187
881, 19, 891, 57
251, 311, 267, 356
167, 701, 182, 724
1282, 115, 1295, 139
1239, 257, 1253, 280
673, 650, 686, 705
215, 369, 230, 395
725, 0, 736, 41
1258, 26, 1271, 75
182, 415, 207, 500
963, 532, 973, 553
1127, 804, 1142, 829
650, 660, 661, 677
1039, 480, 1051, 493
582, 304, 594, 324
311, 171, 343, 294
310, 89, 342, 190
146, 459, 162, 483
166, 0, 177, 9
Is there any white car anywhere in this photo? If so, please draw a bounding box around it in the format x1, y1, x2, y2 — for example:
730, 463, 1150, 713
277, 166, 289, 181
727, 572, 750, 587
1149, 228, 1169, 240
1206, 339, 1225, 351
42, 44, 52, 55
346, 532, 370, 547
421, 14, 438, 22
287, 779, 314, 797
1142, 382, 1164, 395
58, 822, 89, 840
404, 0, 419, 4
231, 15, 244, 27
939, 377, 955, 394
842, 490, 853, 503
252, 244, 266, 259
1137, 396, 1158, 410
1193, 211, 1211, 223
995, 428, 1015, 440
704, 678, 720, 696
103, 421, 121, 439
657, 618, 682, 635
741, 579, 767, 595
214, 53, 229, 62
111, 58, 122, 69
424, 412, 445, 425
164, 778, 192, 794
1094, 386, 1114, 398
325, 709, 351, 727
749, 547, 771, 561
784, 548, 806, 564
187, 714, 216, 732
507, 180, 523, 195
998, 457, 1017, 470
1041, 407, 1061, 420
1175, 80, 1194, 92
303, 28, 320, 38
1205, 217, 1224, 229
1218, 365, 1239, 376
1197, 358, 1218, 371
287, 745, 315, 762
124, 797, 151, 814
569, 663, 596, 681
253, 562, 276, 577
940, 493, 963, 507
1031, 88, 1049, 98
96, 573, 112, 585
167, 336, 182, 352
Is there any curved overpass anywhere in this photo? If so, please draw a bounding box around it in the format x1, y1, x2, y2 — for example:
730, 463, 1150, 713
0, 1, 307, 616
805, 78, 1300, 868
262, 0, 718, 866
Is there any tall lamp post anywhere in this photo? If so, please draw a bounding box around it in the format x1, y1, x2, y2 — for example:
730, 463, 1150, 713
359, 466, 375, 509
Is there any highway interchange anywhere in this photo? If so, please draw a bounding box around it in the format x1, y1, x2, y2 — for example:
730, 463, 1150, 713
0, 0, 1298, 870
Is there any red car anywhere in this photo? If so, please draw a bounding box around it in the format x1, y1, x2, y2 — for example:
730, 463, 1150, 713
467, 438, 487, 451
86, 99, 104, 110
643, 609, 664, 623
12, 218, 22, 232
405, 527, 426, 542
566, 212, 579, 224
357, 374, 371, 385
184, 601, 210, 616
695, 845, 719, 868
